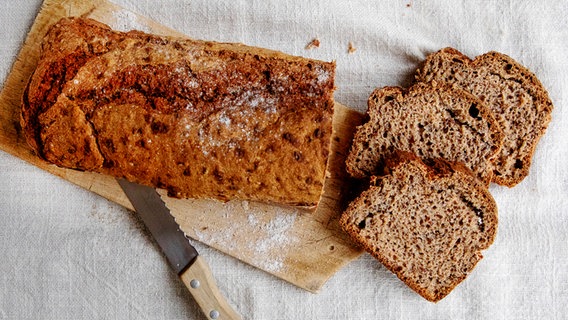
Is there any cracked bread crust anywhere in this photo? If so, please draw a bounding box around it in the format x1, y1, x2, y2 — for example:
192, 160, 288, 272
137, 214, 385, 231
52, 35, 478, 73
340, 151, 498, 302
416, 47, 553, 186
345, 81, 503, 185
21, 17, 336, 207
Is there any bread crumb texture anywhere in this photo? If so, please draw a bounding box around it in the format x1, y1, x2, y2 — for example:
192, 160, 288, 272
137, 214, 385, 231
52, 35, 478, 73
340, 152, 498, 302
416, 47, 553, 186
21, 17, 336, 207
346, 81, 504, 185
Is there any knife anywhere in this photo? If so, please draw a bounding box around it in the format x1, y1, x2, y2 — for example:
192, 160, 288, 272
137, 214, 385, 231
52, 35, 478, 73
117, 179, 241, 320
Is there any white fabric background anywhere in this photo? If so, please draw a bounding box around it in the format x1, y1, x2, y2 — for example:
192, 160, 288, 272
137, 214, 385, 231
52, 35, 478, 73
1, 0, 567, 319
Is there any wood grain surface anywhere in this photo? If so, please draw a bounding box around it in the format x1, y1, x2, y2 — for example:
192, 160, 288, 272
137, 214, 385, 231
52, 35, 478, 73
0, 0, 364, 292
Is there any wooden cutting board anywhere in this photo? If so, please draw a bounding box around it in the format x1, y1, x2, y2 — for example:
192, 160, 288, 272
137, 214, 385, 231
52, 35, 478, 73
0, 0, 365, 292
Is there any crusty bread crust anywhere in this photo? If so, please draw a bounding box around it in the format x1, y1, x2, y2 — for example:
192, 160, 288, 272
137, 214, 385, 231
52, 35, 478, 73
416, 47, 553, 187
340, 151, 498, 302
21, 17, 336, 207
345, 81, 503, 185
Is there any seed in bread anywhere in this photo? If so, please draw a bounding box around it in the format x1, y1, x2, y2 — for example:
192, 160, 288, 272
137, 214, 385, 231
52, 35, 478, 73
416, 47, 553, 187
340, 151, 498, 302
345, 81, 504, 185
21, 17, 336, 207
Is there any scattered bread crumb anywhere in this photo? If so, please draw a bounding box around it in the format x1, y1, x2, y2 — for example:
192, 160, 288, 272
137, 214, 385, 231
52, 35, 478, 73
348, 42, 357, 54
305, 38, 320, 50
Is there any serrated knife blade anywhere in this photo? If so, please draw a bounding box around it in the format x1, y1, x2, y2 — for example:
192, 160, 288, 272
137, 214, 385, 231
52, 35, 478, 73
117, 179, 241, 320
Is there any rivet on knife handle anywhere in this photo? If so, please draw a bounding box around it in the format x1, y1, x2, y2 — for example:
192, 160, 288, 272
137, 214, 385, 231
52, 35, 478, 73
117, 179, 241, 319
180, 256, 242, 320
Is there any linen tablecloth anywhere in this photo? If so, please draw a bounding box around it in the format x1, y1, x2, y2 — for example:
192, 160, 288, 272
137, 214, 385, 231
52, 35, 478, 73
1, 0, 567, 319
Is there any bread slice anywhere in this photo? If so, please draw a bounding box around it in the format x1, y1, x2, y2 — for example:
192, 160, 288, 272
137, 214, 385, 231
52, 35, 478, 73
345, 81, 504, 185
340, 151, 498, 302
416, 47, 553, 186
21, 17, 336, 207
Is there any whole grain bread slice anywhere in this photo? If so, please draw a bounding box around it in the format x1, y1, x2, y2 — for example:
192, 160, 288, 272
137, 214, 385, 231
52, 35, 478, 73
340, 151, 498, 302
345, 81, 503, 185
416, 47, 553, 186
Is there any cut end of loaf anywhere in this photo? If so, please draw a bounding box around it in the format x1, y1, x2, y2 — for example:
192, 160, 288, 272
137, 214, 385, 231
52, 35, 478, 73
340, 152, 498, 302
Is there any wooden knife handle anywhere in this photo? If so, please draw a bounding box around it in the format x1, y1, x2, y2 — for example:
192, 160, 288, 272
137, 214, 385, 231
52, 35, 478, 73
180, 255, 242, 320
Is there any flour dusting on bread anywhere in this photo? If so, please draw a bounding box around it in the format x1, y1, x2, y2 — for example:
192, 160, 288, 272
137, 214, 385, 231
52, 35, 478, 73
22, 17, 336, 207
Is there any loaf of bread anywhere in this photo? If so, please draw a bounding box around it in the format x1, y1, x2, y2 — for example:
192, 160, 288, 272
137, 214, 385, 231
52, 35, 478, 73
345, 81, 504, 185
416, 47, 553, 187
340, 151, 498, 302
21, 17, 336, 207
